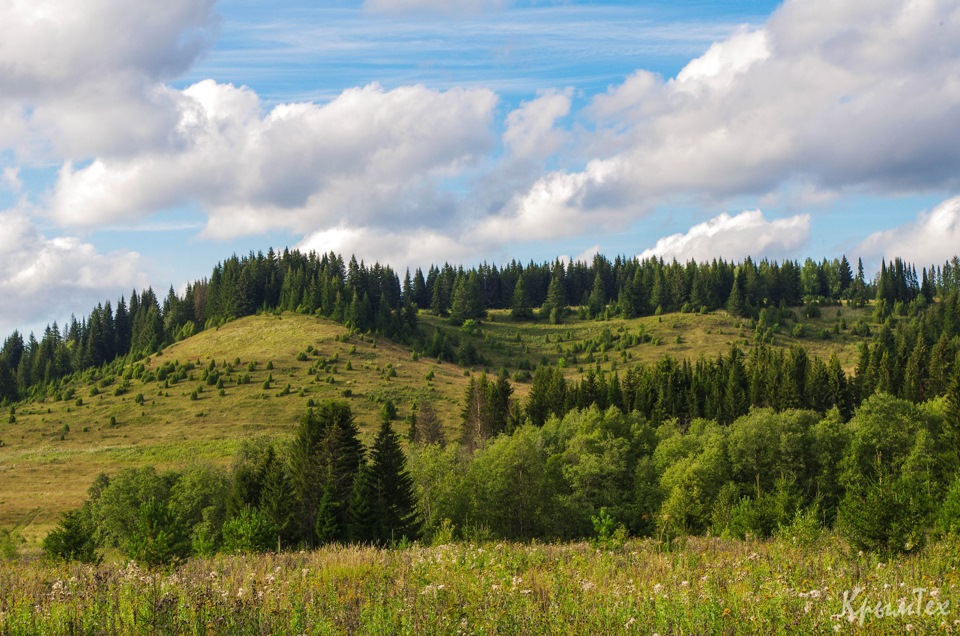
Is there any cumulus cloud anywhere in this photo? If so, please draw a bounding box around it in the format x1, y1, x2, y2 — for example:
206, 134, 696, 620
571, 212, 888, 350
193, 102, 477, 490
503, 89, 572, 159
503, 0, 960, 241
297, 225, 479, 270
0, 210, 148, 334
637, 210, 810, 263
0, 0, 217, 92
44, 81, 498, 238
1, 167, 20, 192
858, 196, 960, 267
0, 0, 219, 160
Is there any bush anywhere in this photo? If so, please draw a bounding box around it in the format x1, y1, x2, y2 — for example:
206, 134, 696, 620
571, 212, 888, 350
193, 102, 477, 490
126, 498, 191, 568
222, 506, 276, 554
0, 527, 24, 560
838, 475, 929, 556
936, 477, 960, 537
42, 508, 101, 563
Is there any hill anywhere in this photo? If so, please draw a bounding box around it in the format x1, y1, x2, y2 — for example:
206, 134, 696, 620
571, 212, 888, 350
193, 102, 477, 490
1, 304, 875, 541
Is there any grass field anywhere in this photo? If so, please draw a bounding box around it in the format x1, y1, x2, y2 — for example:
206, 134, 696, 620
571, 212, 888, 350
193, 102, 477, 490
0, 305, 876, 542
1, 533, 958, 634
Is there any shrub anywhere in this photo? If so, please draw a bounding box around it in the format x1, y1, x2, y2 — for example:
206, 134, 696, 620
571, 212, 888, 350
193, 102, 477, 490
126, 499, 191, 568
0, 528, 24, 559
936, 477, 960, 537
222, 506, 276, 554
42, 508, 101, 563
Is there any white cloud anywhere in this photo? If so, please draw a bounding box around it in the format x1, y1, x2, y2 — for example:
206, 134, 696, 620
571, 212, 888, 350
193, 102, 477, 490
43, 81, 498, 238
0, 0, 217, 91
503, 89, 571, 159
297, 225, 478, 270
0, 209, 148, 334
858, 196, 960, 267
1, 167, 20, 192
638, 210, 810, 263
0, 0, 219, 161
505, 0, 960, 240
674, 27, 770, 92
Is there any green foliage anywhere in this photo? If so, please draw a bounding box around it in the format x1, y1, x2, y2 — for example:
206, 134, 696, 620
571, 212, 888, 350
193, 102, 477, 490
838, 473, 929, 557
590, 507, 628, 549
42, 508, 101, 563
221, 505, 277, 554
126, 498, 191, 568
936, 476, 960, 537
0, 528, 24, 560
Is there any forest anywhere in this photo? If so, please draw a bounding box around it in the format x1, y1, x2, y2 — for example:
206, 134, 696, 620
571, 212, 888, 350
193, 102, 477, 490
3, 249, 960, 565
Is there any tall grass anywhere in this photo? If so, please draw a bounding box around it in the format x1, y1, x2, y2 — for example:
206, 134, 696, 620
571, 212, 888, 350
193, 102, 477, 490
2, 534, 958, 634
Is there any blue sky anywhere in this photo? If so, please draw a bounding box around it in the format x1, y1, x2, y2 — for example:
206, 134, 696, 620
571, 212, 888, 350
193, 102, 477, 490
1, 0, 959, 336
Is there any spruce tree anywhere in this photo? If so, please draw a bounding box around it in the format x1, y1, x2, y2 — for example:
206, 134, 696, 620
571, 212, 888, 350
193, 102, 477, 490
511, 274, 533, 320
726, 272, 747, 317
541, 273, 567, 322
587, 272, 606, 318
288, 401, 364, 545
367, 419, 420, 544
415, 402, 445, 446
347, 464, 377, 542
450, 272, 485, 325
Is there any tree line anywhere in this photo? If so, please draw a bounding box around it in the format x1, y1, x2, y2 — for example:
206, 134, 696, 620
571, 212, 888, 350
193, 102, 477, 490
4, 248, 960, 405
43, 401, 419, 566
405, 390, 960, 557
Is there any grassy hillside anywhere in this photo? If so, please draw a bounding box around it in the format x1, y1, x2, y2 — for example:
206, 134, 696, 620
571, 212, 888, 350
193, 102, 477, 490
0, 304, 875, 541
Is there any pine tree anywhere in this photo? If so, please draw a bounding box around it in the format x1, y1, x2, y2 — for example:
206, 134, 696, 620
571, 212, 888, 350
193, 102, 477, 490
347, 464, 377, 543
315, 481, 340, 545
450, 272, 485, 325
587, 272, 606, 318
414, 402, 445, 446
726, 272, 747, 317
541, 273, 567, 322
511, 274, 533, 320
946, 358, 960, 443
288, 401, 364, 545
902, 333, 928, 402
367, 419, 420, 544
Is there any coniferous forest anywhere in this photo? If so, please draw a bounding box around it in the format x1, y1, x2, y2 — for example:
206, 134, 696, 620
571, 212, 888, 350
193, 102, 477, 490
2, 249, 960, 567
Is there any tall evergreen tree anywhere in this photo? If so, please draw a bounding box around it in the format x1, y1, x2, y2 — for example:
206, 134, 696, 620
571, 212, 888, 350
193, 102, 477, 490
511, 273, 534, 320
365, 419, 420, 545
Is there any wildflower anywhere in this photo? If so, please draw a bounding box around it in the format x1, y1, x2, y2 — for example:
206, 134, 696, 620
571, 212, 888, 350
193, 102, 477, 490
681, 580, 689, 588
722, 608, 731, 618
653, 583, 663, 594
624, 617, 635, 629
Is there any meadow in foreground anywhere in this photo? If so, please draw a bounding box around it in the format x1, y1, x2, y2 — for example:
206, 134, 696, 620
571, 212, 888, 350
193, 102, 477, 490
2, 534, 959, 635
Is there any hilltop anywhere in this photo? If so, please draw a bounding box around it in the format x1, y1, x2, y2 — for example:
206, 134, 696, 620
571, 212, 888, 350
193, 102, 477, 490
0, 303, 875, 541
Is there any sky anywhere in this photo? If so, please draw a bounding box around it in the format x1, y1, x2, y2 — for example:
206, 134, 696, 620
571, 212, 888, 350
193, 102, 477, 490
1, 0, 959, 337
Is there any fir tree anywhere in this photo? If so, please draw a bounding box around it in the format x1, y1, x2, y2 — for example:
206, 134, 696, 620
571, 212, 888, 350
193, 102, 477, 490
411, 402, 445, 446
366, 419, 420, 545
511, 274, 534, 320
